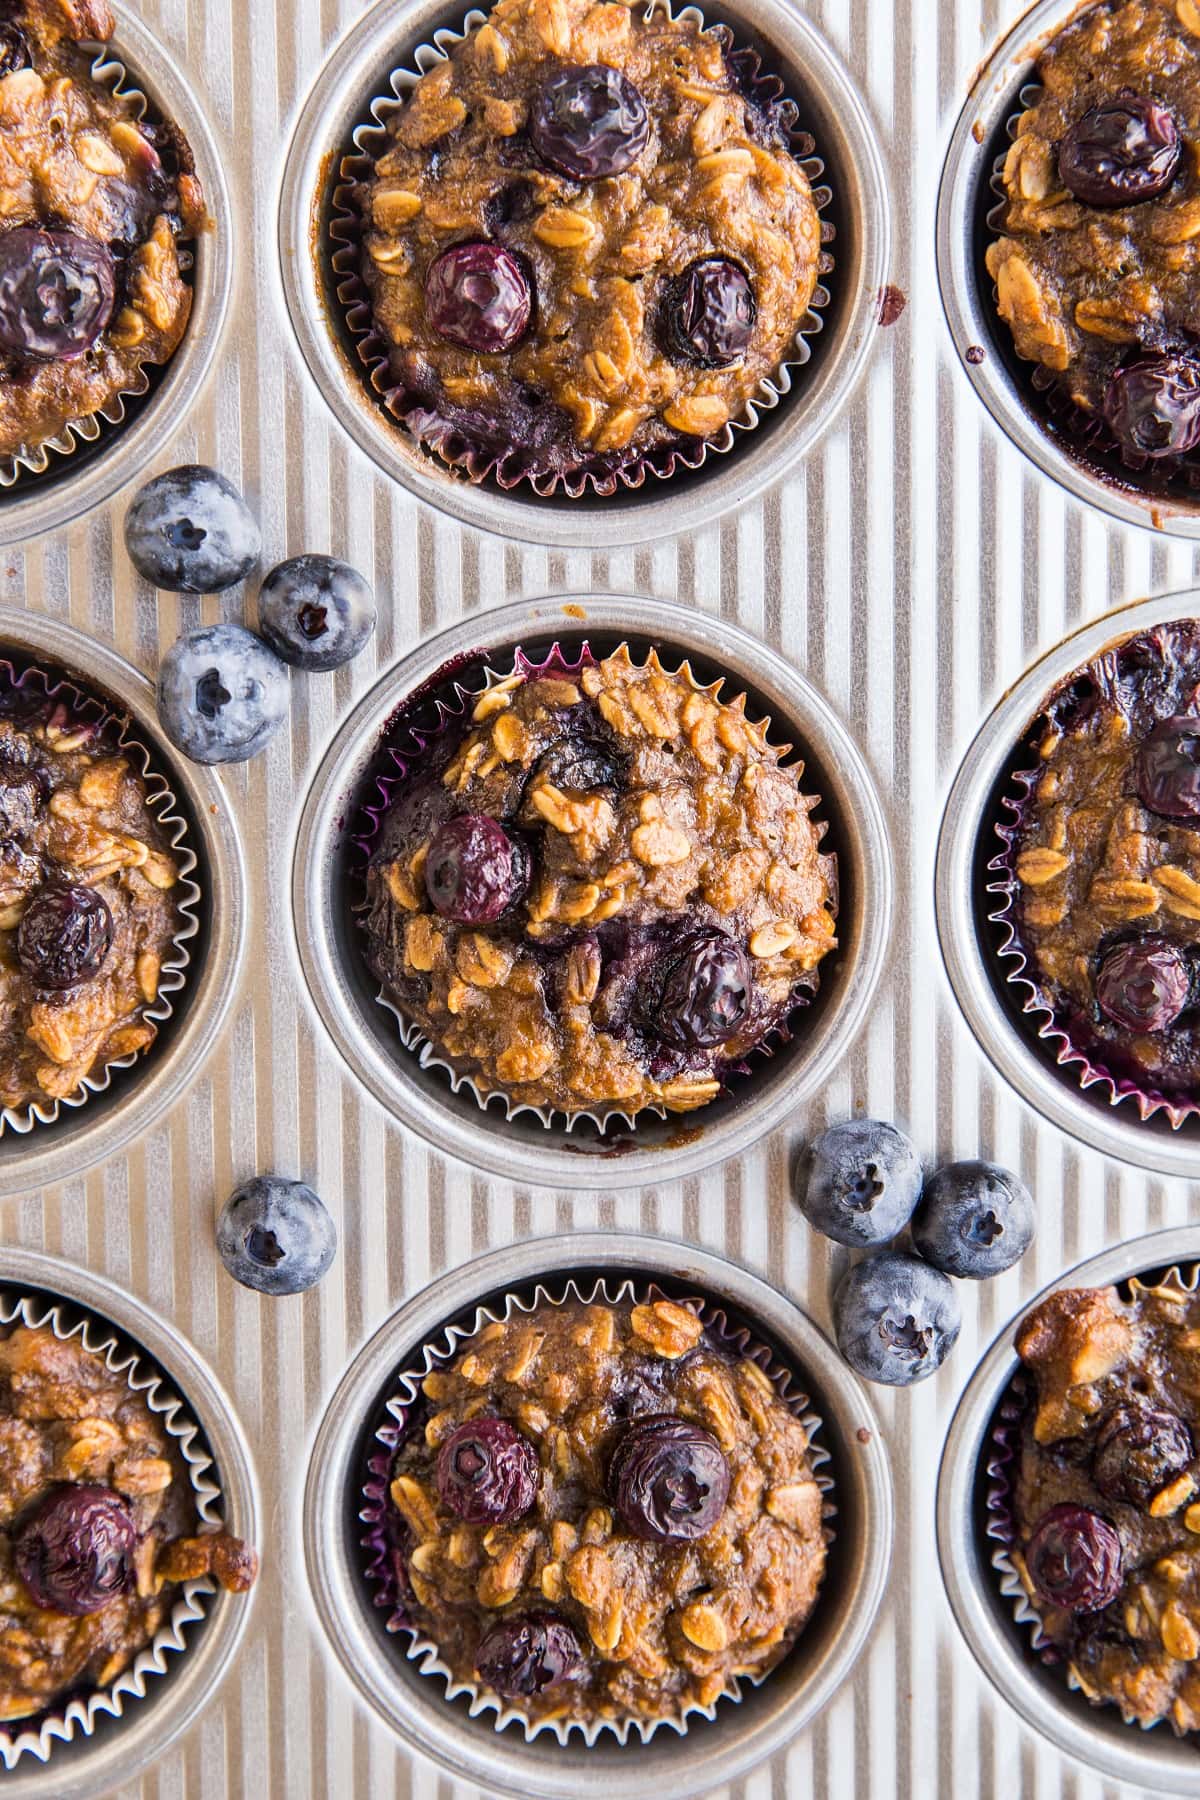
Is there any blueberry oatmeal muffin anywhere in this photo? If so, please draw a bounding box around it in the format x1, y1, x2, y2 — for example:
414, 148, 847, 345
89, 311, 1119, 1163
372, 1293, 828, 1724
0, 0, 203, 467
0, 1320, 256, 1723
998, 619, 1200, 1115
0, 672, 186, 1116
986, 0, 1200, 481
349, 0, 825, 489
362, 646, 838, 1118
1001, 1277, 1200, 1731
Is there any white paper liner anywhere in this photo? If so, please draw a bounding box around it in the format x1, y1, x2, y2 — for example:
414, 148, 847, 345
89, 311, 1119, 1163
360, 1272, 835, 1744
0, 1286, 234, 1768
0, 657, 201, 1138
0, 36, 196, 489
986, 1263, 1200, 1736
357, 640, 836, 1133
328, 0, 834, 499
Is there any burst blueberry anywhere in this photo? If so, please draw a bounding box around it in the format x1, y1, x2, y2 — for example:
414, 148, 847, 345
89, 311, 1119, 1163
216, 1176, 336, 1295
833, 1251, 960, 1386
435, 1418, 538, 1524
0, 23, 30, 78
636, 927, 752, 1051
424, 242, 532, 354
424, 814, 529, 925
1134, 713, 1200, 819
530, 63, 649, 180
798, 1118, 923, 1248
608, 1413, 729, 1541
1026, 1503, 1123, 1613
14, 1484, 136, 1616
18, 882, 112, 992
474, 1612, 583, 1698
662, 258, 756, 369
257, 555, 376, 672
157, 624, 289, 765
1092, 1403, 1194, 1508
530, 733, 623, 795
911, 1160, 1035, 1279
0, 227, 115, 361
1095, 936, 1192, 1032
1103, 353, 1200, 460
125, 466, 262, 593
1058, 94, 1180, 208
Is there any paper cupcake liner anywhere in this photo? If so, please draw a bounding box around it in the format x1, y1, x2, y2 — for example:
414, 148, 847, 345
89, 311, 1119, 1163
351, 637, 836, 1132
984, 621, 1200, 1131
0, 653, 201, 1137
985, 1262, 1200, 1735
0, 1284, 234, 1768
327, 0, 834, 499
0, 37, 197, 490
358, 1271, 835, 1745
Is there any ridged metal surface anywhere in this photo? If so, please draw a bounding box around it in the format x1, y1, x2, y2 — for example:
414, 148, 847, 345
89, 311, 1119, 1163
6, 0, 1200, 1795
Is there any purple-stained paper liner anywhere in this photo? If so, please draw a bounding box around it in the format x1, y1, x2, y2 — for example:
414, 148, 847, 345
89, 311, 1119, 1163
0, 36, 199, 489
350, 637, 838, 1131
0, 654, 200, 1137
0, 1287, 239, 1769
358, 1272, 834, 1745
326, 0, 834, 499
985, 1263, 1200, 1734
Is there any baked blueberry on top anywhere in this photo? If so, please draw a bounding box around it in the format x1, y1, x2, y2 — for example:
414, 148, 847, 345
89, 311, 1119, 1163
375, 1295, 827, 1723
1000, 620, 1200, 1115
987, 1, 1200, 485
362, 647, 838, 1118
0, 0, 203, 466
350, 0, 825, 490
1005, 1279, 1200, 1731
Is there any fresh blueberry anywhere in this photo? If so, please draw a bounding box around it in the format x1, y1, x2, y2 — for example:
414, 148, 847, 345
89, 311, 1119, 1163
1058, 95, 1180, 208
157, 624, 289, 765
124, 466, 261, 593
832, 1251, 961, 1386
14, 1484, 135, 1616
911, 1160, 1034, 1279
17, 882, 113, 992
424, 814, 529, 924
1095, 936, 1193, 1031
1135, 713, 1200, 819
608, 1413, 730, 1542
530, 63, 649, 181
661, 258, 757, 370
1092, 1403, 1194, 1508
0, 226, 115, 361
424, 242, 532, 353
638, 927, 752, 1050
1025, 1503, 1123, 1613
257, 555, 376, 672
798, 1118, 923, 1248
435, 1418, 538, 1524
474, 1612, 584, 1698
1103, 353, 1200, 459
216, 1175, 336, 1295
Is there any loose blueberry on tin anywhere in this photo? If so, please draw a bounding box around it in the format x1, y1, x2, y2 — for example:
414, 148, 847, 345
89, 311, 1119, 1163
1103, 353, 1200, 460
911, 1160, 1034, 1280
435, 1418, 538, 1525
1025, 1503, 1123, 1613
1091, 1403, 1194, 1508
157, 624, 289, 765
832, 1252, 961, 1386
125, 467, 262, 594
257, 555, 376, 672
608, 1413, 730, 1542
530, 63, 649, 181
1095, 936, 1193, 1032
798, 1118, 923, 1248
1058, 94, 1181, 208
662, 258, 757, 370
474, 1612, 584, 1698
14, 1484, 136, 1616
17, 881, 113, 992
1134, 713, 1200, 819
424, 242, 532, 354
639, 927, 752, 1050
0, 226, 115, 362
424, 814, 529, 925
216, 1175, 337, 1295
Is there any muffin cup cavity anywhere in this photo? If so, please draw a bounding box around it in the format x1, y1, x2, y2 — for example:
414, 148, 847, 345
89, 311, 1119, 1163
358, 1270, 834, 1745
327, 0, 834, 501
0, 1287, 234, 1769
351, 637, 837, 1132
0, 653, 201, 1139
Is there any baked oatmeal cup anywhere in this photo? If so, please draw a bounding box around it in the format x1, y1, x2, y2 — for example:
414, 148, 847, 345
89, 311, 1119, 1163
361, 1280, 831, 1735
0, 0, 203, 481
333, 0, 831, 495
360, 642, 838, 1123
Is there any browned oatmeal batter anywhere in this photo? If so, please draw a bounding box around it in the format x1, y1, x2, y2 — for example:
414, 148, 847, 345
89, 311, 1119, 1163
0, 1322, 256, 1721
0, 0, 202, 462
355, 0, 822, 483
364, 648, 838, 1117
383, 1296, 827, 1723
1008, 1280, 1200, 1732
0, 688, 185, 1113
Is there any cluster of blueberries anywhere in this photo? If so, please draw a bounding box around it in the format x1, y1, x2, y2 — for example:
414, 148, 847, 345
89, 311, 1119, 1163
797, 1120, 1035, 1387
123, 465, 376, 765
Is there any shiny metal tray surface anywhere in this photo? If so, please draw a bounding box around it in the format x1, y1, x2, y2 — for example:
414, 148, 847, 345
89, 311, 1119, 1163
6, 0, 1200, 1795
